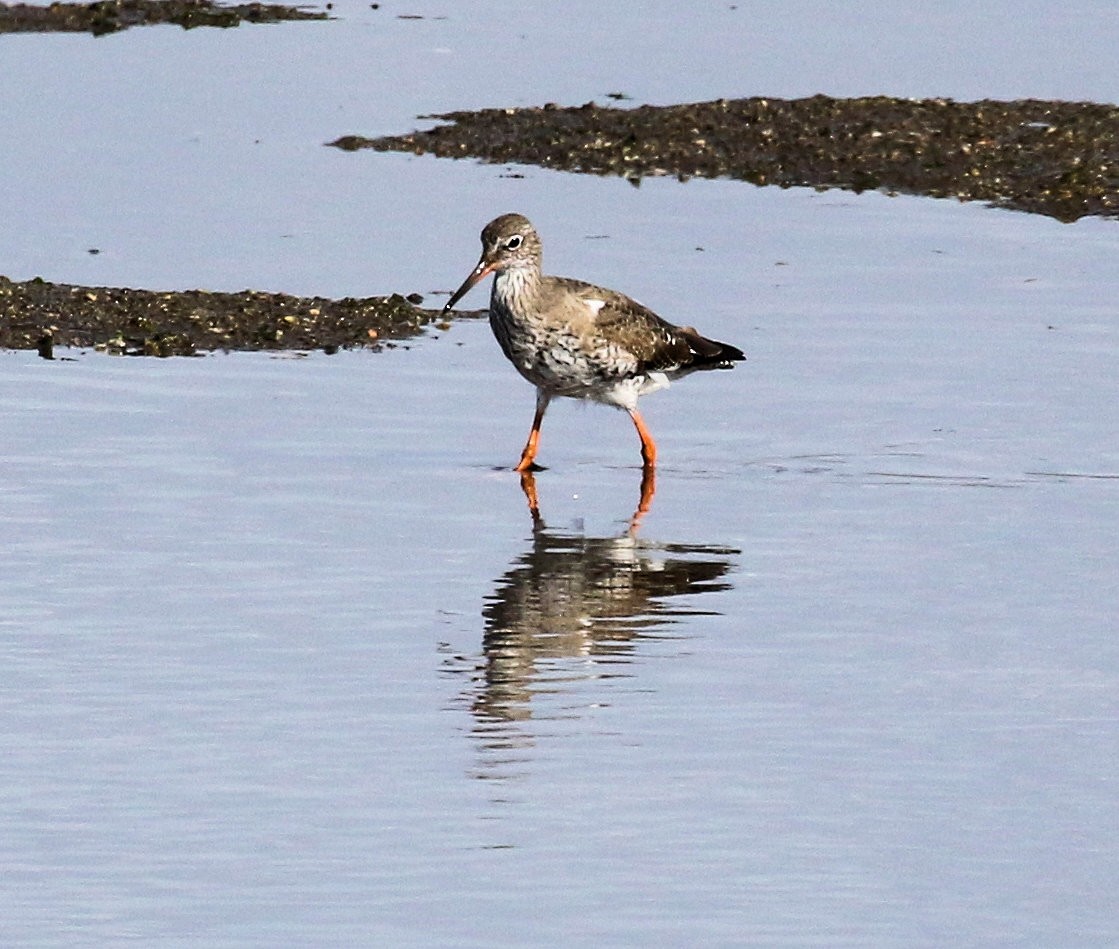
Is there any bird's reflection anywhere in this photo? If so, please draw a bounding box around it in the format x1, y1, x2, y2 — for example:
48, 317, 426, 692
451, 471, 739, 778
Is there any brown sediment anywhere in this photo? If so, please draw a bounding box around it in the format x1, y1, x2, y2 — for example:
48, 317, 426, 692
0, 0, 327, 35
330, 96, 1119, 223
0, 276, 461, 357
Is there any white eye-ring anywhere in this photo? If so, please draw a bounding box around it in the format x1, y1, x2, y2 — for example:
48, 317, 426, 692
506, 235, 523, 250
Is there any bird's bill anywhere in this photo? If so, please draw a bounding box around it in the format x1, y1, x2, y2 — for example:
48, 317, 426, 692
443, 258, 495, 312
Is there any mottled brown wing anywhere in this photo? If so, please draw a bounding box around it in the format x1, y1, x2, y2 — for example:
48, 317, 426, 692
557, 280, 695, 370
550, 276, 745, 372
586, 291, 745, 371
601, 303, 696, 372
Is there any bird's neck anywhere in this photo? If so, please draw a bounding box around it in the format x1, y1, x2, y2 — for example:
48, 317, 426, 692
492, 263, 542, 315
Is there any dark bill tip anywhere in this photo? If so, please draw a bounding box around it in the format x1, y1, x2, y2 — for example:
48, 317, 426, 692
443, 259, 493, 313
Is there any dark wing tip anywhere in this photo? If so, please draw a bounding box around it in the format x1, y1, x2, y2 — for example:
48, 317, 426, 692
679, 327, 746, 367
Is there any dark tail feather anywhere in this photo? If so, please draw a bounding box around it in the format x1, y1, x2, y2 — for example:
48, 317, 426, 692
679, 326, 746, 368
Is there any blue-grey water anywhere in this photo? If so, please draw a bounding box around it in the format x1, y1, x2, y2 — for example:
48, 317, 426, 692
2, 2, 1118, 945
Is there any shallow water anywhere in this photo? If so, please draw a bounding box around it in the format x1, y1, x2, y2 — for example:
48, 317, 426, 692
2, 284, 1116, 943
2, 1, 1119, 945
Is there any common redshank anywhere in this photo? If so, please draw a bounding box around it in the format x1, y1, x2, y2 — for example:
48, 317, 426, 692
443, 213, 745, 472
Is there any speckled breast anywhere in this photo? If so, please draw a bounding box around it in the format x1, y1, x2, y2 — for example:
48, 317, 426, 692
489, 308, 636, 398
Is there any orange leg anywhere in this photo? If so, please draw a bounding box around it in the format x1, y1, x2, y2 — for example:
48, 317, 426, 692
637, 463, 656, 514
627, 408, 657, 468
514, 391, 551, 472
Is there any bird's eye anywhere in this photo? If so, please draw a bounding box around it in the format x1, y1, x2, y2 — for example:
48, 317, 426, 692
506, 235, 523, 250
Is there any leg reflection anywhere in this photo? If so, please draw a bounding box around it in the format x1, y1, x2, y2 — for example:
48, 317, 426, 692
519, 469, 543, 528
517, 465, 656, 533
629, 463, 656, 534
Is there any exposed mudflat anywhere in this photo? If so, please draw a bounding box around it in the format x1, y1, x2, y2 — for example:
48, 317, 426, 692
6, 93, 1114, 357
332, 96, 1119, 223
0, 0, 326, 34
0, 276, 453, 357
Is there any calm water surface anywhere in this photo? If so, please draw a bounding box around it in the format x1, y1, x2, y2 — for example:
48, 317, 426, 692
2, 290, 1116, 944
2, 1, 1118, 945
